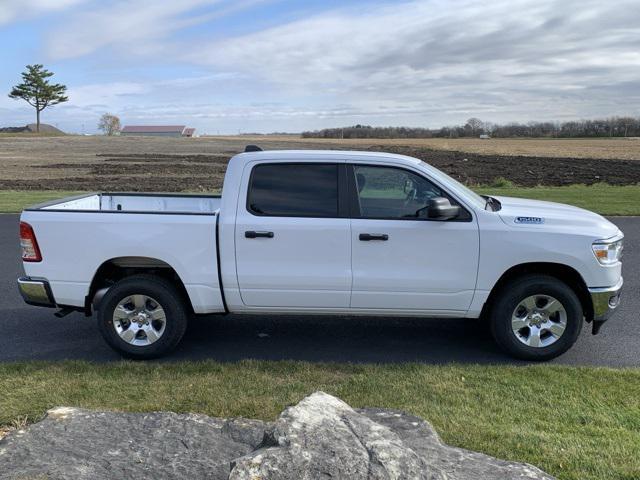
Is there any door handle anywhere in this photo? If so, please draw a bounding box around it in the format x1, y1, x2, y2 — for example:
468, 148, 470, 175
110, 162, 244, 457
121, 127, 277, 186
245, 231, 274, 239
359, 233, 389, 241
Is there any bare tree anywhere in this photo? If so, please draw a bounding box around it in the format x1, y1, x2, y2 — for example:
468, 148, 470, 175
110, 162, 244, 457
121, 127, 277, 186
465, 118, 484, 136
8, 64, 68, 133
98, 113, 121, 136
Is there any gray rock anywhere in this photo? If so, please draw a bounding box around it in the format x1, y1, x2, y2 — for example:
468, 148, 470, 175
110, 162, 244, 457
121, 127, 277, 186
0, 407, 266, 480
0, 392, 554, 480
359, 407, 552, 480
229, 392, 553, 480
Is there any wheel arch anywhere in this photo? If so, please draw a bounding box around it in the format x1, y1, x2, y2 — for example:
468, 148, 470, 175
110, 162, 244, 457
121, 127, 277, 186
86, 257, 192, 315
481, 262, 593, 322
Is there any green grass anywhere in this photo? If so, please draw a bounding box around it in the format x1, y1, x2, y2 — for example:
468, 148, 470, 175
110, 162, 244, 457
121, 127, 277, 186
476, 183, 640, 215
2, 183, 638, 478
489, 176, 515, 188
0, 190, 83, 213
0, 361, 638, 480
1, 184, 640, 215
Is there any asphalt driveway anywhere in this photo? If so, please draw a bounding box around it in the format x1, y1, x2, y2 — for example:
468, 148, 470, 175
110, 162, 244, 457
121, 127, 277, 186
0, 214, 637, 366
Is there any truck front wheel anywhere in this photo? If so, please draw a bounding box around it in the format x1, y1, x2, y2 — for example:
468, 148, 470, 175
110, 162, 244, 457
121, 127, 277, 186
490, 274, 583, 361
96, 274, 188, 359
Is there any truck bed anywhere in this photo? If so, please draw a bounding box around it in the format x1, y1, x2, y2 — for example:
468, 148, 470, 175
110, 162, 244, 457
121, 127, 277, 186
27, 193, 221, 215
21, 192, 224, 313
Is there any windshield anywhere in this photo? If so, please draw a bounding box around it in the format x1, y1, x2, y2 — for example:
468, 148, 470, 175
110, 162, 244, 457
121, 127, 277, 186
418, 161, 488, 210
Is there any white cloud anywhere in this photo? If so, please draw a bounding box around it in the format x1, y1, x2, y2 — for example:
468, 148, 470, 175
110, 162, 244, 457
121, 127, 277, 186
44, 0, 272, 60
5, 0, 640, 131
186, 0, 640, 123
44, 0, 213, 59
0, 0, 89, 25
66, 81, 147, 107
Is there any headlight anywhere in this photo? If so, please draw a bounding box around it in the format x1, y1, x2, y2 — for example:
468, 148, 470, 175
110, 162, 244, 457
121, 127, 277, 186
592, 237, 624, 265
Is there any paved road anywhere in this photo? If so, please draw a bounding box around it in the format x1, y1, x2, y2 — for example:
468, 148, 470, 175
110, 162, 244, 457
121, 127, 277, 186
1, 214, 637, 366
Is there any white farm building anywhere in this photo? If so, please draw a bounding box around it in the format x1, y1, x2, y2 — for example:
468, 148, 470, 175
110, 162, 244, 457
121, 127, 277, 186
120, 125, 196, 137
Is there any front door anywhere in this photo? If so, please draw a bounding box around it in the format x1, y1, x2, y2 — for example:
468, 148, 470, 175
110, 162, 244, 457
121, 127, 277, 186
349, 164, 479, 313
235, 162, 351, 308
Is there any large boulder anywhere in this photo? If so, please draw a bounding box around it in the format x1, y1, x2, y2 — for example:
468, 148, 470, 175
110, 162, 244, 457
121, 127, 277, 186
0, 392, 554, 480
0, 407, 265, 480
229, 392, 553, 480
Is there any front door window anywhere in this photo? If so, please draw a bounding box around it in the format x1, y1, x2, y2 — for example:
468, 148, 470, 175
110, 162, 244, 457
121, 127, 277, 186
352, 165, 464, 220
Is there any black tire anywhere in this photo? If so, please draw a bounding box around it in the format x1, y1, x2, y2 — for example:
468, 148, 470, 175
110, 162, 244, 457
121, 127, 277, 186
490, 274, 583, 361
97, 274, 188, 359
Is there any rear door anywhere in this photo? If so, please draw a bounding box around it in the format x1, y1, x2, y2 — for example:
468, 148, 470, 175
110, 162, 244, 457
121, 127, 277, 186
349, 164, 480, 313
234, 162, 352, 308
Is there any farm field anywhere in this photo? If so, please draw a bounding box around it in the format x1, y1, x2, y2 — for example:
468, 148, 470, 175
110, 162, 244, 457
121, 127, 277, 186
235, 135, 640, 160
2, 135, 640, 192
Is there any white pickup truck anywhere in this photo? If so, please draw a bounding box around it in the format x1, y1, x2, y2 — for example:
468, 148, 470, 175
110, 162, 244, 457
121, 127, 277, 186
18, 148, 623, 360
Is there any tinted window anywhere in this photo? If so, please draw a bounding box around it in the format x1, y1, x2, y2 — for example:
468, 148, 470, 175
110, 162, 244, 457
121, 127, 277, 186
353, 165, 461, 219
248, 163, 338, 217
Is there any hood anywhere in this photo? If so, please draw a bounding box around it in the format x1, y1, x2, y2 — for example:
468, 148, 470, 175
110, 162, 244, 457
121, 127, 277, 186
494, 196, 621, 239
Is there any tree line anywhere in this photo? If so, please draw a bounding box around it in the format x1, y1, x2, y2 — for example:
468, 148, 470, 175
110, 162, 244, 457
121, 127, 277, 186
302, 117, 640, 139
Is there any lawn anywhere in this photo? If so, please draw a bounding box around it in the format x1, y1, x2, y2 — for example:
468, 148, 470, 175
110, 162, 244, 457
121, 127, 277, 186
0, 361, 638, 480
0, 190, 82, 213
477, 183, 640, 216
2, 184, 640, 215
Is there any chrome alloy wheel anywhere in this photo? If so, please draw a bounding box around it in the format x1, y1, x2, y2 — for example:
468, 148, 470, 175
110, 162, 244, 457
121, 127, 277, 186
511, 294, 567, 348
112, 295, 166, 346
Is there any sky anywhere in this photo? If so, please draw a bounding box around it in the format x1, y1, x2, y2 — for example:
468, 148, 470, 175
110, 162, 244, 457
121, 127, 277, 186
0, 0, 639, 134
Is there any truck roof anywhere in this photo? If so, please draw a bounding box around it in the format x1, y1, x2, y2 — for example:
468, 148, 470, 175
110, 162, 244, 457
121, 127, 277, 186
234, 149, 424, 166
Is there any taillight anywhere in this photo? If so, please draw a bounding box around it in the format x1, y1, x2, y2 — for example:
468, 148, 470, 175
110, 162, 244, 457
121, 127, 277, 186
20, 222, 42, 262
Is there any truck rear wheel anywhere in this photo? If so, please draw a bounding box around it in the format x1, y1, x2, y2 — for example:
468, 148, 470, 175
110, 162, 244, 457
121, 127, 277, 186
97, 274, 188, 359
490, 274, 583, 361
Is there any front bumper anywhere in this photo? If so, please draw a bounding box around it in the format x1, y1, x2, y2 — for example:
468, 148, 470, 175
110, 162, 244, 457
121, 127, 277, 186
588, 277, 623, 333
17, 277, 56, 308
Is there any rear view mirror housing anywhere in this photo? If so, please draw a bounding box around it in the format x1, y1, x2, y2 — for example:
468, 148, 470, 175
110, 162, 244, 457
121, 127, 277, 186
425, 197, 460, 220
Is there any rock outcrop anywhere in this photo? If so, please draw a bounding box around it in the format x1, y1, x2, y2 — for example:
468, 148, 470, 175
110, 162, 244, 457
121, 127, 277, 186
0, 392, 554, 480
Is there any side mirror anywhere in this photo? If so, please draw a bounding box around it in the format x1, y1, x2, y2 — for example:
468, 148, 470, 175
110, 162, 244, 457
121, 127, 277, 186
425, 197, 460, 220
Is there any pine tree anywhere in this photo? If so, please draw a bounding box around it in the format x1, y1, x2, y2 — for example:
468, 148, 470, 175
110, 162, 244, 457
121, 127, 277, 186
9, 64, 69, 133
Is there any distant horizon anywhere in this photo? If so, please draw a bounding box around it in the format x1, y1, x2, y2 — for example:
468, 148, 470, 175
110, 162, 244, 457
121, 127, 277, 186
8, 111, 640, 138
6, 116, 640, 139
1, 0, 639, 134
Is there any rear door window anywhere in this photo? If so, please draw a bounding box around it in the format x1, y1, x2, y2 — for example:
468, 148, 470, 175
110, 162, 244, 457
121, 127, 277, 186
247, 163, 339, 217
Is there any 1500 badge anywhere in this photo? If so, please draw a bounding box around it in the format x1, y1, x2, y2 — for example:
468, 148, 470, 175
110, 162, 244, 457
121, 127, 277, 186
515, 216, 544, 224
